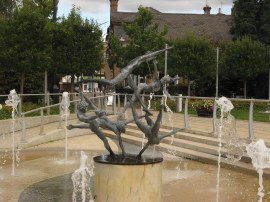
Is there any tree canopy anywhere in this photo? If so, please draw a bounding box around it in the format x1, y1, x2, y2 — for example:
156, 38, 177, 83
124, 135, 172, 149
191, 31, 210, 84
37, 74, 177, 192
0, 0, 17, 18
232, 0, 270, 45
52, 6, 103, 92
257, 0, 270, 44
0, 1, 53, 94
220, 36, 269, 98
168, 33, 216, 96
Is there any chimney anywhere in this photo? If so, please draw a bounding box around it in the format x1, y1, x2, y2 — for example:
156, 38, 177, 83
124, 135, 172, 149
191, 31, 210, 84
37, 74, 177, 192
109, 0, 119, 12
217, 8, 223, 15
203, 5, 211, 15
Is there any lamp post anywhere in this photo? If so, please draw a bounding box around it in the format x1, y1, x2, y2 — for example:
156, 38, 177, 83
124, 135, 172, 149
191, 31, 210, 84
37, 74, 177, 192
268, 50, 270, 100
216, 47, 219, 98
164, 43, 168, 76
213, 47, 219, 135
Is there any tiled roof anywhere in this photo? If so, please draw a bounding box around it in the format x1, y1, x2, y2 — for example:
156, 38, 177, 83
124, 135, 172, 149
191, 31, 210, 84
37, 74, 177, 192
110, 9, 233, 43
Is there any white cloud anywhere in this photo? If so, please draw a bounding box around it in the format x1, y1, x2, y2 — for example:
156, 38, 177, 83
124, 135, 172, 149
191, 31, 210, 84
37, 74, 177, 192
58, 0, 233, 34
59, 0, 233, 15
59, 0, 109, 14
118, 0, 233, 14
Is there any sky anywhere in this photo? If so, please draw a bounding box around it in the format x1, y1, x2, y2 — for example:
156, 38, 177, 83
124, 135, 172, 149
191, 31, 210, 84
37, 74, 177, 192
58, 0, 234, 37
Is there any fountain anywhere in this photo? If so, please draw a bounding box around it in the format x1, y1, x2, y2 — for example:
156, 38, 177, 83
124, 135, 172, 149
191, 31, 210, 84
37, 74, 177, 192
67, 49, 177, 201
0, 50, 269, 202
71, 151, 94, 202
215, 96, 245, 202
5, 89, 20, 176
60, 92, 70, 162
246, 139, 270, 202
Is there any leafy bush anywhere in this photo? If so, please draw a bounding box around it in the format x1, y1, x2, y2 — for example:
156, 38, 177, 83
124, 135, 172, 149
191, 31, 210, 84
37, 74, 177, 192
191, 99, 214, 110
167, 84, 188, 96
0, 105, 12, 119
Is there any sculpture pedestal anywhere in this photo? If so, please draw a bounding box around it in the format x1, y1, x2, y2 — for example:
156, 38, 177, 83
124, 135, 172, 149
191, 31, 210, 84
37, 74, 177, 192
93, 155, 163, 202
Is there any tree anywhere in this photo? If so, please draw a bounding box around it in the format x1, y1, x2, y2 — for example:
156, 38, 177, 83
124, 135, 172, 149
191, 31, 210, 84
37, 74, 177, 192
220, 36, 268, 98
0, 0, 17, 18
231, 0, 259, 39
108, 6, 168, 76
231, 0, 270, 45
52, 6, 103, 93
0, 1, 53, 96
168, 33, 216, 96
257, 0, 270, 45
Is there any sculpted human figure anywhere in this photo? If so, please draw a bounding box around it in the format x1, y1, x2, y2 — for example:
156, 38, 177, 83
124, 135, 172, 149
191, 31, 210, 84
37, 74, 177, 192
68, 87, 145, 157
120, 59, 179, 118
67, 88, 115, 157
128, 97, 183, 158
81, 48, 171, 88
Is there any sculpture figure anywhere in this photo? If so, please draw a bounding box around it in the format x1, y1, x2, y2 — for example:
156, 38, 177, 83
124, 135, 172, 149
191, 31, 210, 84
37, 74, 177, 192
68, 47, 184, 161
67, 89, 115, 157
81, 48, 171, 88
68, 87, 145, 157
120, 59, 179, 117
128, 97, 183, 158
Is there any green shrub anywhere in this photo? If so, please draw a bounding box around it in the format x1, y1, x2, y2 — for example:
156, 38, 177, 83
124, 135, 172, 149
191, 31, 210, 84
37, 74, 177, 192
0, 105, 12, 119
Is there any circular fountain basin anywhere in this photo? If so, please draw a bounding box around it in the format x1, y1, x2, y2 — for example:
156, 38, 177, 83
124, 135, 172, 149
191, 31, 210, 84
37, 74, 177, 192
93, 153, 163, 165
0, 135, 270, 202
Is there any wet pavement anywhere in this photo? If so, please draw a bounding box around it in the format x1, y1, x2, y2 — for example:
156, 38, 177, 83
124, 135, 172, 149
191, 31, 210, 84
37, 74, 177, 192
0, 135, 269, 202
0, 108, 270, 201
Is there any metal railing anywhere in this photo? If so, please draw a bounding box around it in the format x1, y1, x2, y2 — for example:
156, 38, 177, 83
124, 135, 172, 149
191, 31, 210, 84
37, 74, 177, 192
1, 92, 269, 145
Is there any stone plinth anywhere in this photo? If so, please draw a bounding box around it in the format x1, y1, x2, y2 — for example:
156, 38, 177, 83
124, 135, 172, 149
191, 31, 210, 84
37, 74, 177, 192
93, 155, 163, 202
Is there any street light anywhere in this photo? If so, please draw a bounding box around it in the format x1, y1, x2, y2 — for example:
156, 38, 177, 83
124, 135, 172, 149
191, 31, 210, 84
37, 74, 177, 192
268, 49, 270, 100
216, 47, 219, 98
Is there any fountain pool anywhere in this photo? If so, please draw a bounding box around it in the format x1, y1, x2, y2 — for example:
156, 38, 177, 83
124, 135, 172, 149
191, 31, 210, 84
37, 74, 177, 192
0, 135, 269, 202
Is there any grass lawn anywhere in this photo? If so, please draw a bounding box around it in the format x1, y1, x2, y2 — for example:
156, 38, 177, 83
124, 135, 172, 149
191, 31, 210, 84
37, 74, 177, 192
184, 107, 270, 122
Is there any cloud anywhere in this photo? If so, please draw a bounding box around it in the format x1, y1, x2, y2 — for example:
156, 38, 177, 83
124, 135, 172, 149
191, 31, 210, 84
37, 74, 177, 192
118, 0, 233, 14
58, 0, 233, 34
60, 0, 109, 14
59, 0, 233, 15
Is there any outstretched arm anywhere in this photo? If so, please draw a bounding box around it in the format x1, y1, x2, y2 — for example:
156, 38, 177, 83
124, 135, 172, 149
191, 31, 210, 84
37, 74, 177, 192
80, 47, 172, 87
67, 123, 90, 130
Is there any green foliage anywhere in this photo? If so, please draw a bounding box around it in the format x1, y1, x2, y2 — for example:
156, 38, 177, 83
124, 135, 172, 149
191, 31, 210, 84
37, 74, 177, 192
220, 36, 268, 97
0, 0, 17, 18
166, 84, 188, 95
107, 35, 125, 68
231, 0, 258, 39
0, 1, 53, 94
0, 105, 12, 119
221, 36, 268, 78
232, 0, 270, 45
167, 33, 215, 96
257, 0, 270, 44
168, 33, 215, 80
52, 6, 103, 91
191, 99, 214, 110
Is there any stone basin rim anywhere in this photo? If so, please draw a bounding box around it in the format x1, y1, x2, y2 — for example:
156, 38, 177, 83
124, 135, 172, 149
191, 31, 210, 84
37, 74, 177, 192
93, 154, 163, 165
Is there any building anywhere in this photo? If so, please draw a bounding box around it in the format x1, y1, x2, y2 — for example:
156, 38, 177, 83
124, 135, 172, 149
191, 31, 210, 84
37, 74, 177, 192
105, 0, 233, 85
107, 0, 233, 44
